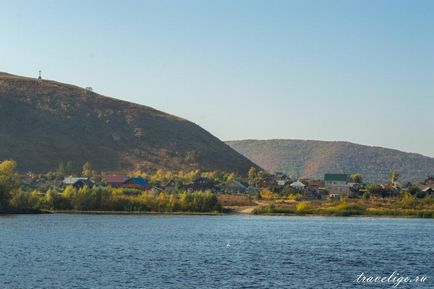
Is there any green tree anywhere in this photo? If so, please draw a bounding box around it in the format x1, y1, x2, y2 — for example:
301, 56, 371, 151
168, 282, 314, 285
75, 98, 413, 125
65, 161, 81, 176
401, 191, 417, 209
62, 185, 77, 199
362, 191, 370, 200
10, 190, 39, 210
248, 167, 257, 185
82, 162, 93, 178
389, 171, 400, 184
56, 161, 66, 177
267, 203, 275, 214
45, 188, 59, 210
0, 160, 20, 211
71, 185, 95, 210
186, 170, 200, 182
296, 201, 312, 213
350, 173, 363, 184
367, 184, 387, 198
226, 172, 236, 184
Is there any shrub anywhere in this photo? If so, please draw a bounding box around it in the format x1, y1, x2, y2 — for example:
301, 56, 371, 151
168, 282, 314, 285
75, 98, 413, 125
322, 202, 365, 216
362, 191, 370, 200
260, 189, 275, 200
401, 192, 417, 209
10, 190, 39, 209
288, 193, 303, 201
296, 201, 312, 214
267, 203, 275, 213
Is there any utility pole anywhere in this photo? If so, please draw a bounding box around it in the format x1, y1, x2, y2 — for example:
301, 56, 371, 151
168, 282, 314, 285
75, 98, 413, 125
38, 70, 42, 80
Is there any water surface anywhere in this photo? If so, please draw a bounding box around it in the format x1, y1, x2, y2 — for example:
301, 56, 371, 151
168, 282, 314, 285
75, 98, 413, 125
1, 215, 433, 288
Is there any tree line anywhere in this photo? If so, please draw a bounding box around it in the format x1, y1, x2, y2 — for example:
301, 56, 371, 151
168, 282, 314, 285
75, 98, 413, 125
0, 160, 220, 213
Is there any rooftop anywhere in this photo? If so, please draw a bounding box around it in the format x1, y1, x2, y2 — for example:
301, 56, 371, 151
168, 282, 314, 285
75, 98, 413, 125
324, 174, 349, 182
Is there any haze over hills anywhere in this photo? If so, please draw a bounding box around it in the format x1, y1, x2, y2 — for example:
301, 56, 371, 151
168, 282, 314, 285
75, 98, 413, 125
0, 72, 257, 174
226, 139, 434, 182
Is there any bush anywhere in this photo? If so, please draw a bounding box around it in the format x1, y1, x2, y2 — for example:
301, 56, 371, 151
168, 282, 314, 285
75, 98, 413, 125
322, 202, 365, 216
267, 203, 275, 213
362, 192, 370, 200
401, 192, 417, 209
10, 190, 39, 209
11, 185, 221, 213
296, 201, 312, 214
288, 193, 303, 201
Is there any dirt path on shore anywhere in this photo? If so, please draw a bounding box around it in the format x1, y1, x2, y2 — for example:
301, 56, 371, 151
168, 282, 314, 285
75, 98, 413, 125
225, 206, 257, 214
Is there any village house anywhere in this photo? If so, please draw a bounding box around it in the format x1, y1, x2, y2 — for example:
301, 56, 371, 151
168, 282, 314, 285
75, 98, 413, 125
273, 172, 290, 186
424, 176, 434, 185
416, 182, 434, 196
224, 180, 248, 194
391, 180, 402, 190
106, 175, 129, 187
422, 187, 434, 195
246, 185, 261, 195
63, 177, 94, 189
303, 179, 325, 193
121, 177, 149, 189
289, 180, 306, 191
164, 179, 177, 192
106, 176, 149, 189
257, 175, 277, 189
324, 173, 350, 197
150, 185, 165, 194
187, 177, 216, 191
21, 174, 58, 190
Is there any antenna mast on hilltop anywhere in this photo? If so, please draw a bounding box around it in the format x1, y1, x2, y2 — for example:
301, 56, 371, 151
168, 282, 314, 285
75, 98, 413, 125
38, 70, 42, 80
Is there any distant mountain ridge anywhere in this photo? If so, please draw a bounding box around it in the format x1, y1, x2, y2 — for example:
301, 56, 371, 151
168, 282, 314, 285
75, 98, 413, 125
226, 139, 434, 182
0, 72, 257, 174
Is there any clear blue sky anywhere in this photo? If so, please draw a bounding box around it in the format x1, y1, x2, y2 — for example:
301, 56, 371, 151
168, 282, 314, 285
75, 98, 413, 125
1, 0, 433, 157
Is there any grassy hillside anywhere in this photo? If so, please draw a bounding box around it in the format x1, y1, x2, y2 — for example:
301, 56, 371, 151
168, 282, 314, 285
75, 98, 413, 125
0, 72, 257, 174
226, 139, 434, 182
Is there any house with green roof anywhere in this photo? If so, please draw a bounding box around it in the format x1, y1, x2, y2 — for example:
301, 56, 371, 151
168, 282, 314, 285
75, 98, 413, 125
324, 173, 350, 196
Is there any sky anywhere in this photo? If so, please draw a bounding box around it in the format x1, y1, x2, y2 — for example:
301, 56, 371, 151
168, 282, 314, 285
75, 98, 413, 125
1, 0, 433, 157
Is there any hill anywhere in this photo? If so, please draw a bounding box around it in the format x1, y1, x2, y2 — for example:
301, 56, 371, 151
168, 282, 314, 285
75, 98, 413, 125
0, 72, 257, 174
226, 139, 434, 182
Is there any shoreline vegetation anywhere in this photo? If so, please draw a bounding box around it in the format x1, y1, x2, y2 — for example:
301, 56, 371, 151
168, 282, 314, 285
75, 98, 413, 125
251, 203, 434, 218
5, 198, 434, 219
225, 197, 434, 219
1, 160, 434, 219
2, 196, 434, 219
3, 206, 434, 219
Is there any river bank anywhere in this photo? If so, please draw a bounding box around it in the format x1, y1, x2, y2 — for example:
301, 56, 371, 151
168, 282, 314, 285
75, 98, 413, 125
250, 204, 434, 218
2, 202, 434, 219
220, 195, 434, 218
1, 209, 223, 215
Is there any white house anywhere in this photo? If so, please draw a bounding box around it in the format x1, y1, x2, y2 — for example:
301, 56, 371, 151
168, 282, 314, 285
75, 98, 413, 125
274, 172, 289, 186
290, 180, 306, 190
324, 173, 350, 196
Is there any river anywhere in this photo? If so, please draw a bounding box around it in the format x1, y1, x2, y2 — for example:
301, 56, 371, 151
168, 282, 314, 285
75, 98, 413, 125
0, 214, 433, 288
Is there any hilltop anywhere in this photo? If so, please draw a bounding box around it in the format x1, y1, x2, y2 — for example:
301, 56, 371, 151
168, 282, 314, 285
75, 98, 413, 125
226, 139, 434, 182
0, 72, 257, 174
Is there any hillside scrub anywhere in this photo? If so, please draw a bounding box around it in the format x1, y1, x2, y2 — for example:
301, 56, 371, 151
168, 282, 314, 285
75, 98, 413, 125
0, 72, 256, 175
